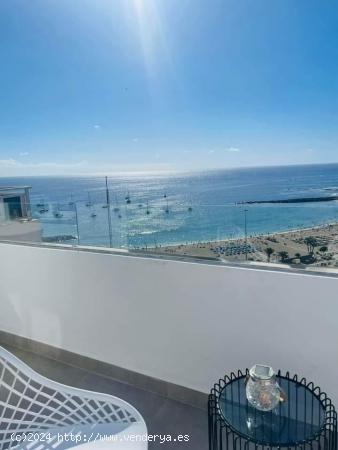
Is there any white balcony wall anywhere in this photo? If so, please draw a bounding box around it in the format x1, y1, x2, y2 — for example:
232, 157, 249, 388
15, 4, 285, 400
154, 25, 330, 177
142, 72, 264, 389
0, 242, 337, 402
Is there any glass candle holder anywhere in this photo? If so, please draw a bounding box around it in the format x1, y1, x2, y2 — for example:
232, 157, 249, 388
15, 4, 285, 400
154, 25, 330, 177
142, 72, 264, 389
246, 364, 284, 412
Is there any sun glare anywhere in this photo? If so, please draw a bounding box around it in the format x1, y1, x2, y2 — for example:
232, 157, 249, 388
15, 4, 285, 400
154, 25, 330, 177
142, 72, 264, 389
130, 0, 171, 82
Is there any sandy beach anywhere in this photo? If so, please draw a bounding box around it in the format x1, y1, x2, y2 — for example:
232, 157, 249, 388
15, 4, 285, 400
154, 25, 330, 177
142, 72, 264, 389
147, 222, 338, 269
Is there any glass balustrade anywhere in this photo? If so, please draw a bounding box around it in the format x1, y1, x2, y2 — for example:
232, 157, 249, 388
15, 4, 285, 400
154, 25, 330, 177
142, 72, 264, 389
1, 197, 338, 271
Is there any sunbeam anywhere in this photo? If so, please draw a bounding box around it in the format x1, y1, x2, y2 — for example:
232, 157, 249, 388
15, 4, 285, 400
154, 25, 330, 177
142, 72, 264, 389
130, 0, 172, 82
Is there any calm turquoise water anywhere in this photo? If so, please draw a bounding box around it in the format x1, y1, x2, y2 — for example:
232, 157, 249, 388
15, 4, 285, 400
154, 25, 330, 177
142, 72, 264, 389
2, 164, 338, 248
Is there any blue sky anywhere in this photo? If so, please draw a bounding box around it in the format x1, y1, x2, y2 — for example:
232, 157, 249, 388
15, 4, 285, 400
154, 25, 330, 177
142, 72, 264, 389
1, 0, 338, 176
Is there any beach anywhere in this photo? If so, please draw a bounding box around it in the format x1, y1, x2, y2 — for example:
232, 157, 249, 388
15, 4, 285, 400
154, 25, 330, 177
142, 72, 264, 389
148, 222, 338, 269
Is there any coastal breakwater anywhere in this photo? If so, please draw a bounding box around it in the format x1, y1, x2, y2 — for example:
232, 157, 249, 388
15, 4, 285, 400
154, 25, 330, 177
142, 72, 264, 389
241, 195, 338, 204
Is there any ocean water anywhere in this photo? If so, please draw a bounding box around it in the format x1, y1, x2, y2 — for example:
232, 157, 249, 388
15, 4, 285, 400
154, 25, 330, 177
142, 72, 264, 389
2, 163, 338, 248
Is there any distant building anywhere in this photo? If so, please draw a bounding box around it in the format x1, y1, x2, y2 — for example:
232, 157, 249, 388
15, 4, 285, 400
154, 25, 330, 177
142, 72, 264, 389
0, 186, 41, 242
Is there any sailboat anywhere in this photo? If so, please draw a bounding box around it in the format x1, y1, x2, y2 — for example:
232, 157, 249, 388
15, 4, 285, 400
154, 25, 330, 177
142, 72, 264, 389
53, 204, 63, 218
146, 201, 150, 215
39, 201, 49, 213
113, 195, 120, 212
69, 194, 74, 206
86, 192, 92, 207
89, 199, 97, 217
125, 192, 131, 204
90, 202, 97, 217
37, 198, 48, 213
188, 200, 193, 212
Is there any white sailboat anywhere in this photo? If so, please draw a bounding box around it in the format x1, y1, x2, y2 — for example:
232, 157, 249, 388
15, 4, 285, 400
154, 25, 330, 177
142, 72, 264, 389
86, 192, 92, 207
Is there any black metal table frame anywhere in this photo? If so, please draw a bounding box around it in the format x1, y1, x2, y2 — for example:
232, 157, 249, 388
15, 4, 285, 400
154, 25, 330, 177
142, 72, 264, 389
208, 370, 337, 450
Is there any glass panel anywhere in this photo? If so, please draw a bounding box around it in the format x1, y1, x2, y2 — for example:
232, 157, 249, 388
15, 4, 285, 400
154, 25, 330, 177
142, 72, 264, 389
0, 176, 338, 272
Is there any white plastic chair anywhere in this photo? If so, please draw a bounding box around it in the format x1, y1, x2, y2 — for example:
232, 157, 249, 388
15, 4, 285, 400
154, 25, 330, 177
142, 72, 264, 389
0, 347, 147, 450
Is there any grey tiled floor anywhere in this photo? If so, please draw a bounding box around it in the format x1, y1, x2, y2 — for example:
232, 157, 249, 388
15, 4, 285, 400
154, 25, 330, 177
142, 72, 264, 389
2, 344, 208, 450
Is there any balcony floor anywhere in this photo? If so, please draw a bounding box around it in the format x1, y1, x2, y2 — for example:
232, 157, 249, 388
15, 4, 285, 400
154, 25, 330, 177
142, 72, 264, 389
2, 344, 208, 450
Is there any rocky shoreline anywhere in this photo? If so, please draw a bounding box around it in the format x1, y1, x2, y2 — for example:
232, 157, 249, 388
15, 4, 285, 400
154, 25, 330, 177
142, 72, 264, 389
241, 196, 338, 204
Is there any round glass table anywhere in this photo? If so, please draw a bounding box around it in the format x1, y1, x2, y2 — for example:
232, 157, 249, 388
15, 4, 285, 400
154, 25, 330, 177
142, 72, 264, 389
208, 371, 337, 450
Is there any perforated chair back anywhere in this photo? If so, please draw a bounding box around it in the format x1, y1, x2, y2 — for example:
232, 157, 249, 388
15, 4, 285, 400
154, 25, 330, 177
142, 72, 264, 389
0, 347, 147, 450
